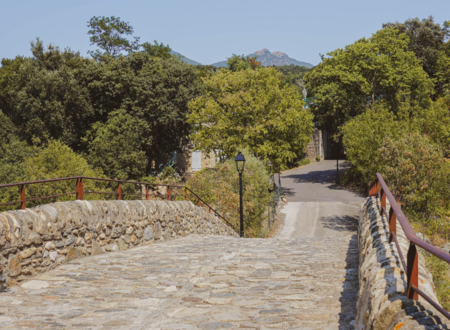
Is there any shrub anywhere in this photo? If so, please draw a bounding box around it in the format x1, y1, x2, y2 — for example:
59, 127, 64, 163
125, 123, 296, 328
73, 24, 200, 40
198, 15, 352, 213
379, 133, 449, 217
298, 158, 311, 166
186, 150, 271, 237
342, 104, 408, 186
0, 141, 106, 209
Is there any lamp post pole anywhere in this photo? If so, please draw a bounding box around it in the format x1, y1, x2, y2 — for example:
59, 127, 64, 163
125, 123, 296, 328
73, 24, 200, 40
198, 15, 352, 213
239, 172, 244, 238
235, 151, 246, 238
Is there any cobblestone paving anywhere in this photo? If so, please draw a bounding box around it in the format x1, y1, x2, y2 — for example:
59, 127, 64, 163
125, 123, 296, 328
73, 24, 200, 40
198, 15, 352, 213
0, 235, 358, 330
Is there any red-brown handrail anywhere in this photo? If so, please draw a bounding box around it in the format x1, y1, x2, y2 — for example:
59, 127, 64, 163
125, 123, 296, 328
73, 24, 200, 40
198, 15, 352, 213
0, 176, 236, 231
369, 173, 450, 319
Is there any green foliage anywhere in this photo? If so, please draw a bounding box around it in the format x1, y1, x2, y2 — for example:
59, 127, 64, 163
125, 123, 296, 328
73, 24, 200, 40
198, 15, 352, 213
379, 133, 446, 215
188, 67, 314, 172
274, 64, 310, 92
298, 158, 311, 166
141, 40, 172, 59
87, 16, 140, 58
226, 54, 261, 71
342, 104, 409, 185
84, 109, 150, 180
342, 98, 450, 185
0, 141, 104, 209
305, 28, 433, 133
1, 40, 94, 150
383, 17, 447, 96
425, 254, 450, 310
186, 150, 271, 237
87, 52, 202, 165
0, 110, 35, 185
315, 156, 321, 162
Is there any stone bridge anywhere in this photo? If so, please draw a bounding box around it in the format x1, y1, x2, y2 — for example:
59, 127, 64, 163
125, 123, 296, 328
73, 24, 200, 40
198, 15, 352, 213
0, 161, 449, 329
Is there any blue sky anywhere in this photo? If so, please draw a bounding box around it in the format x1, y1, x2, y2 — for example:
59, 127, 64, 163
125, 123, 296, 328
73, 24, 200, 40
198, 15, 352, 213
1, 0, 449, 66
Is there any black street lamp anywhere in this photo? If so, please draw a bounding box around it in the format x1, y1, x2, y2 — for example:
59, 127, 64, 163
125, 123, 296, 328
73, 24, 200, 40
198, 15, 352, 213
235, 151, 246, 238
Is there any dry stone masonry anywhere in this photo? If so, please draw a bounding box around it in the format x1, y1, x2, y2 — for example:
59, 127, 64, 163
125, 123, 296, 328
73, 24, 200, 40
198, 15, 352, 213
357, 197, 450, 329
0, 234, 358, 329
0, 200, 237, 287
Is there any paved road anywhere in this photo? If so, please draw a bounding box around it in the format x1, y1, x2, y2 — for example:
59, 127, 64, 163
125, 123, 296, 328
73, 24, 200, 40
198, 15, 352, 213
0, 235, 358, 330
277, 160, 364, 239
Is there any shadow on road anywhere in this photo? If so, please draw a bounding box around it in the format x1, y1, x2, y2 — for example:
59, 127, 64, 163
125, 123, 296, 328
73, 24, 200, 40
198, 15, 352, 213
281, 162, 364, 198
321, 215, 358, 232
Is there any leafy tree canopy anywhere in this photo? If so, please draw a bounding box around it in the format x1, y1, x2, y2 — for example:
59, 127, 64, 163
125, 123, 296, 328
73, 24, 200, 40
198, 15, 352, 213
84, 109, 150, 180
187, 67, 314, 172
226, 54, 261, 72
141, 40, 172, 59
383, 17, 446, 91
304, 28, 433, 133
87, 16, 140, 58
1, 39, 94, 151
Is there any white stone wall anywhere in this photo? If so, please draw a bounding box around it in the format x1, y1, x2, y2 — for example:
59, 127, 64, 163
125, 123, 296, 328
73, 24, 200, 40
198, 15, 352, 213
357, 197, 449, 329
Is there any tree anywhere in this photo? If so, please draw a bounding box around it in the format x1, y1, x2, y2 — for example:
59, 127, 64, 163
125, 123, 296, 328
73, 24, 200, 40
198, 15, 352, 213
226, 54, 261, 71
0, 110, 35, 185
380, 133, 447, 216
87, 16, 140, 58
342, 97, 450, 185
84, 109, 150, 180
187, 67, 314, 171
141, 40, 172, 59
2, 39, 95, 151
85, 52, 202, 175
383, 17, 447, 95
304, 28, 433, 134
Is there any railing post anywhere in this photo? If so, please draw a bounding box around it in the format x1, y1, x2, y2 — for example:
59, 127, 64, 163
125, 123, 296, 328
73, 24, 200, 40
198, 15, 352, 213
184, 188, 187, 201
381, 189, 386, 215
389, 206, 397, 243
168, 187, 171, 201
145, 185, 149, 200
76, 178, 83, 200
117, 183, 121, 200
20, 185, 25, 210
407, 243, 419, 300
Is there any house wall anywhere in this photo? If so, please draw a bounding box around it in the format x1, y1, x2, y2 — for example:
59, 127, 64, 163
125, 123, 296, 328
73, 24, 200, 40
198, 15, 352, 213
305, 128, 324, 161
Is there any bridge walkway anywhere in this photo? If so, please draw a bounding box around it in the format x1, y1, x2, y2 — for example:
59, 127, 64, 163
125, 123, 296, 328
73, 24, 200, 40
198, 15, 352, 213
0, 160, 361, 329
0, 235, 357, 330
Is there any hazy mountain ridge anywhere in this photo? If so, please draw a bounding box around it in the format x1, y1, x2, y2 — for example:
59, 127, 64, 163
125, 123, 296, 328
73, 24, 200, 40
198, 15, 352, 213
170, 51, 202, 66
211, 48, 314, 68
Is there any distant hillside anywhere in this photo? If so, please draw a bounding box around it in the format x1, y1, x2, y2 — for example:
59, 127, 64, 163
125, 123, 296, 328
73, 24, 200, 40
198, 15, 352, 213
212, 49, 313, 68
170, 51, 202, 65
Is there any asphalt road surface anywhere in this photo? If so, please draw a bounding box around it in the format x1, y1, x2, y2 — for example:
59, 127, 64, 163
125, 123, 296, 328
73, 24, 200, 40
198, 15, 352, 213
277, 160, 364, 239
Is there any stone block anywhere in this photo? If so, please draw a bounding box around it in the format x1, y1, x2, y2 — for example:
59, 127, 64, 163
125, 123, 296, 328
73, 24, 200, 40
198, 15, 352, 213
144, 227, 153, 241
67, 247, 82, 261
91, 242, 103, 256
8, 255, 21, 277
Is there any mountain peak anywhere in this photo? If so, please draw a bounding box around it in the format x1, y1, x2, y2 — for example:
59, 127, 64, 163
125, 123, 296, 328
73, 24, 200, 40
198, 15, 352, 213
211, 49, 314, 68
272, 51, 287, 57
253, 48, 271, 56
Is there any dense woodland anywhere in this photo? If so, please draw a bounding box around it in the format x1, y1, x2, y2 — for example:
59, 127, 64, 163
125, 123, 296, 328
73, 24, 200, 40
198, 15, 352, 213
0, 16, 311, 186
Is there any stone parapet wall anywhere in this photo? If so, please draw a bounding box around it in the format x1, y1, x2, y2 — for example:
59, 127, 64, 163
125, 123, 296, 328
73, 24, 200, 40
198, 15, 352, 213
0, 200, 237, 287
357, 197, 449, 329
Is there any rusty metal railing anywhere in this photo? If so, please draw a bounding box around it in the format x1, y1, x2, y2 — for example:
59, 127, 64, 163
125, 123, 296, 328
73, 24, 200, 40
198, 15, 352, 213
369, 173, 450, 319
0, 176, 236, 231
